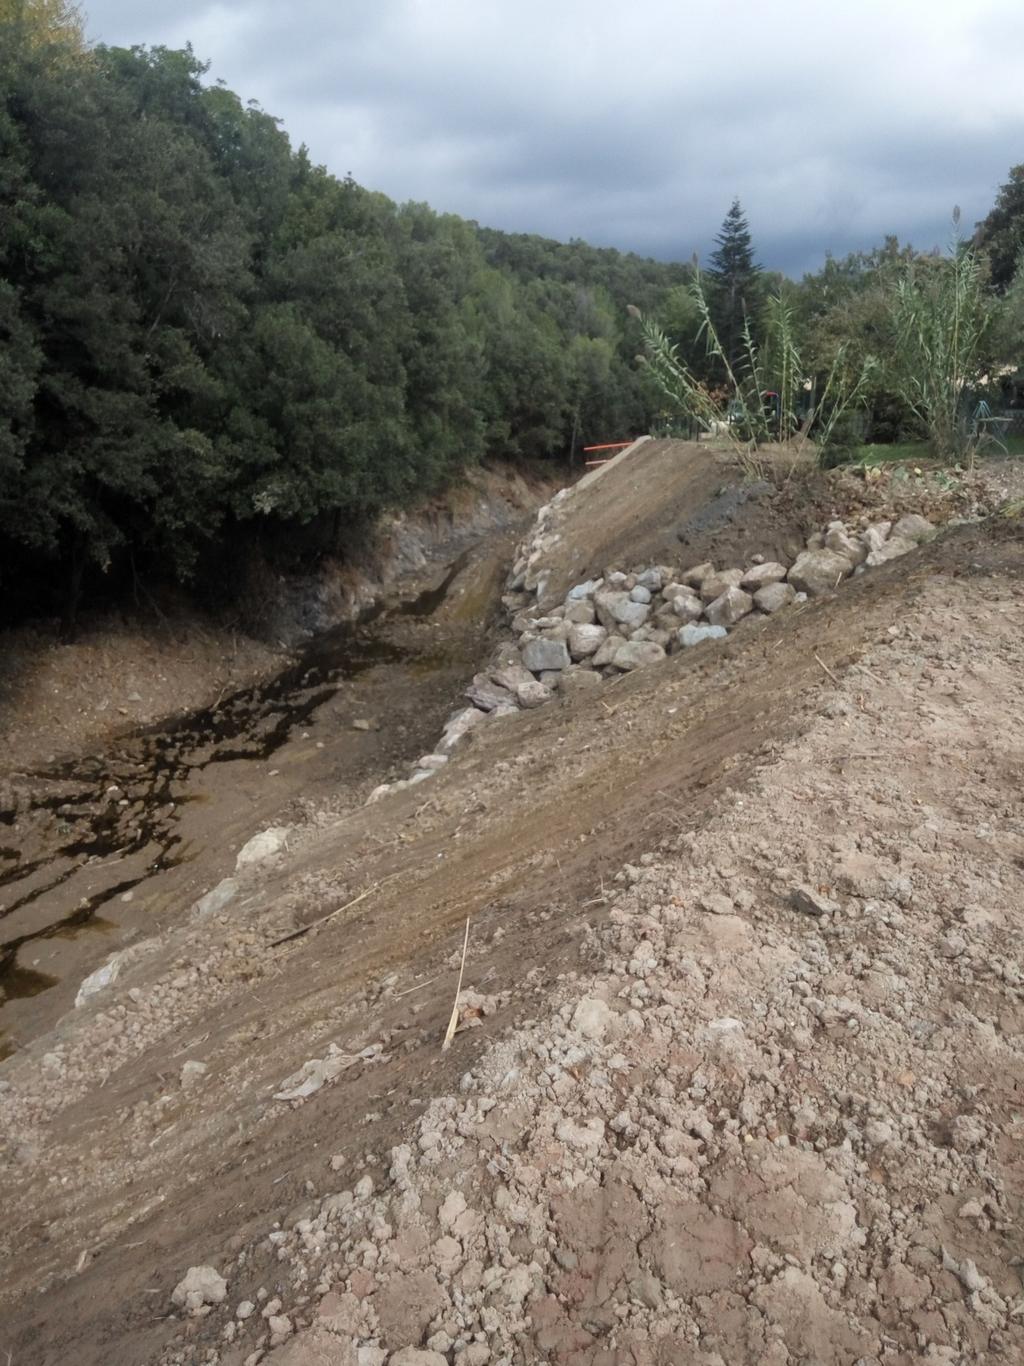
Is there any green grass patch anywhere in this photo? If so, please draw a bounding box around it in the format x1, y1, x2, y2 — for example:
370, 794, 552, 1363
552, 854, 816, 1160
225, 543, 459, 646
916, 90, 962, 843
853, 435, 1024, 467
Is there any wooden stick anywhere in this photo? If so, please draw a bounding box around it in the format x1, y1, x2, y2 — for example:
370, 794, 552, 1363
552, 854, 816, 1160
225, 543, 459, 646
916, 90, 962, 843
270, 886, 375, 948
442, 918, 471, 1051
814, 653, 841, 686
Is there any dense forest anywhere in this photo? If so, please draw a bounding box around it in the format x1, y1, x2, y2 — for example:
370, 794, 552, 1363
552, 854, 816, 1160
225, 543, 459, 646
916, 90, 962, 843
2, 2, 1023, 628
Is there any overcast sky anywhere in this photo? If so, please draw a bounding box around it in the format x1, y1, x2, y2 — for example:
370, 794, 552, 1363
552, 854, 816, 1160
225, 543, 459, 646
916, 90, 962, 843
83, 1, 1024, 276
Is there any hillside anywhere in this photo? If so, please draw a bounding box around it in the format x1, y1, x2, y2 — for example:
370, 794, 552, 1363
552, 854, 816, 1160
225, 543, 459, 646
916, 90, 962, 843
2, 442, 1023, 1364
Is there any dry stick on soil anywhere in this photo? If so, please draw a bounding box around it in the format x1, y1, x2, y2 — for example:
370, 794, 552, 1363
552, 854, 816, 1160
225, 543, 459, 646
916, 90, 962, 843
814, 653, 842, 687
442, 917, 471, 1051
269, 885, 376, 948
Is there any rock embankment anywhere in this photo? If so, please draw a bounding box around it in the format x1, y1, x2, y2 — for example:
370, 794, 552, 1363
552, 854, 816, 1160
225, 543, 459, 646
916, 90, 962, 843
369, 495, 940, 804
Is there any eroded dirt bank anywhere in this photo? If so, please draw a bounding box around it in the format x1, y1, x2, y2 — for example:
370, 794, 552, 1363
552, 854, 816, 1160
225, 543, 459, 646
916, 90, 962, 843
1, 444, 1023, 1365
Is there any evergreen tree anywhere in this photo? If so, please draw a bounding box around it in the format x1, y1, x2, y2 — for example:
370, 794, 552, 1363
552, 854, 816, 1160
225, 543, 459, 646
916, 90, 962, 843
706, 199, 762, 379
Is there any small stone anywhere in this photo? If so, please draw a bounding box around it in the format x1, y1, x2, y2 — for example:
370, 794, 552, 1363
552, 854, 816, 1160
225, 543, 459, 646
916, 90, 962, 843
440, 707, 486, 750
629, 585, 652, 604
236, 1301, 255, 1320
865, 535, 916, 567
594, 590, 650, 632
754, 581, 796, 614
517, 680, 553, 708
891, 513, 936, 543
354, 1175, 374, 1199
790, 884, 840, 916
351, 718, 373, 731
741, 562, 788, 590
236, 827, 289, 870
593, 634, 627, 666
567, 623, 608, 660
705, 586, 753, 628
700, 893, 734, 916
678, 623, 728, 648
824, 525, 867, 565
787, 549, 853, 597
679, 562, 714, 587
522, 638, 571, 673
862, 520, 893, 550
566, 577, 603, 600
699, 568, 745, 604
180, 1060, 208, 1090
268, 1314, 293, 1345
193, 878, 239, 919
563, 599, 596, 624
171, 1265, 228, 1313
612, 640, 666, 670
571, 997, 616, 1041
464, 675, 514, 712
664, 590, 703, 622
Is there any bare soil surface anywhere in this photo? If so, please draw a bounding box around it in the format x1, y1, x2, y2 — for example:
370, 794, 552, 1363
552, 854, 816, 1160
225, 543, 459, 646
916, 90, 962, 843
1, 445, 1023, 1365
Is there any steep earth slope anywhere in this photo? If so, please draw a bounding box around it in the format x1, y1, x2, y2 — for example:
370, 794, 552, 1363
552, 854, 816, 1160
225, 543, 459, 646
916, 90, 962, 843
1, 445, 1022, 1365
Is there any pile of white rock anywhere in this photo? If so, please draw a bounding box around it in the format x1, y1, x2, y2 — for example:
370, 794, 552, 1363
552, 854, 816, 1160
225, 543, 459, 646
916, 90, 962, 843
490, 510, 937, 701
368, 511, 936, 803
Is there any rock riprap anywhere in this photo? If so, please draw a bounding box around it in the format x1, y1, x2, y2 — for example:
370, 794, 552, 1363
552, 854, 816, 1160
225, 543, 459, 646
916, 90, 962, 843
373, 494, 938, 803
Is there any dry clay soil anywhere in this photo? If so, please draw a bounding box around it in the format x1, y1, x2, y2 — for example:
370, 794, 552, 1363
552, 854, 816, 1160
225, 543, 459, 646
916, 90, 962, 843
1, 443, 1024, 1365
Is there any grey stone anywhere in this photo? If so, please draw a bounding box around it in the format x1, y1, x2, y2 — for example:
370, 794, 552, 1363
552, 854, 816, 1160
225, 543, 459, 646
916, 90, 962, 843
563, 599, 596, 625
740, 561, 788, 590
862, 520, 892, 550
700, 892, 735, 916
522, 637, 571, 673
629, 585, 652, 604
699, 568, 745, 603
593, 634, 627, 666
538, 670, 562, 688
865, 535, 916, 567
637, 568, 664, 591
891, 513, 936, 544
594, 590, 650, 632
171, 1265, 228, 1312
517, 680, 552, 708
440, 707, 486, 750
678, 623, 728, 648
790, 884, 841, 916
665, 589, 704, 622
567, 577, 603, 600
465, 674, 515, 712
754, 581, 796, 614
539, 621, 572, 643
572, 996, 617, 1041
680, 561, 714, 588
612, 640, 667, 670
193, 878, 239, 919
787, 548, 853, 597
567, 623, 608, 659
491, 662, 536, 694
824, 525, 867, 565
705, 586, 753, 627
236, 827, 289, 870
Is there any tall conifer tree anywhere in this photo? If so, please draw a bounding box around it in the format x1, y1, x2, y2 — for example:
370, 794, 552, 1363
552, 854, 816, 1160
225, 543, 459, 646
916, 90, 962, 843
707, 199, 761, 379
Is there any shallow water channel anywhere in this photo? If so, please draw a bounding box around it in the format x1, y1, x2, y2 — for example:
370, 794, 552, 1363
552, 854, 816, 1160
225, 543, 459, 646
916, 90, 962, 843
0, 549, 477, 1056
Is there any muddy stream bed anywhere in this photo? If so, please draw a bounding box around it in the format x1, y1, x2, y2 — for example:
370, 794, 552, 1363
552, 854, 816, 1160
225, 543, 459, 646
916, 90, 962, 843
0, 543, 503, 1057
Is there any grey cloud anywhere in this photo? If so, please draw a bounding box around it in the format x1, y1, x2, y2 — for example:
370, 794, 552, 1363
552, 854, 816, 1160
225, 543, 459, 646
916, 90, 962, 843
84, 0, 1024, 275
